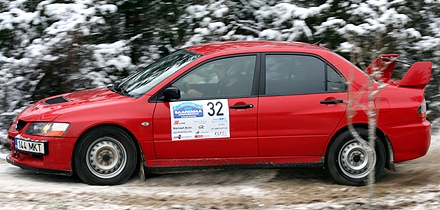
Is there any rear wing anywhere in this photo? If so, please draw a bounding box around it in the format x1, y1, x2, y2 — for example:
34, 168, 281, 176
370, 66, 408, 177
364, 54, 432, 89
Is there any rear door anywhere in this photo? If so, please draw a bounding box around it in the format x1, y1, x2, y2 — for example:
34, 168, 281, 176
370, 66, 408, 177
152, 54, 259, 159
258, 54, 347, 156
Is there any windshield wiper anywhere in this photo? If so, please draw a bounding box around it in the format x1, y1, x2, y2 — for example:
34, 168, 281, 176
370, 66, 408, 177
109, 81, 132, 97
109, 81, 121, 93
119, 87, 131, 97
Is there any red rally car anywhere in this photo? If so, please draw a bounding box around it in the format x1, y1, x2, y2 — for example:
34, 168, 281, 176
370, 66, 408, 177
6, 41, 432, 186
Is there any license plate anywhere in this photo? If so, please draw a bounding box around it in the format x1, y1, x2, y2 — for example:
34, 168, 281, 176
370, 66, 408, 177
14, 138, 47, 155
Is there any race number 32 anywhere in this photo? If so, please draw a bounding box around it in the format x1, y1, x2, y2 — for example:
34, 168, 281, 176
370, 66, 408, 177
207, 101, 224, 116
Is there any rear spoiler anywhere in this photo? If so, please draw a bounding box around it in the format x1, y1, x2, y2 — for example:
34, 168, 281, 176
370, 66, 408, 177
364, 54, 432, 89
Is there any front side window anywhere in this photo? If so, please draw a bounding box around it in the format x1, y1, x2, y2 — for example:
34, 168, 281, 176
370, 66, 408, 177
172, 55, 257, 100
110, 50, 201, 98
265, 54, 346, 95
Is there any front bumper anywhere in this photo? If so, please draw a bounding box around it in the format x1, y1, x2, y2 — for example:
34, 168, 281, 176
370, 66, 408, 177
6, 133, 76, 174
6, 155, 72, 176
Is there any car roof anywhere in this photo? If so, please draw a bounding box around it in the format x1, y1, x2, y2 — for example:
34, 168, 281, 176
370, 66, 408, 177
185, 40, 330, 55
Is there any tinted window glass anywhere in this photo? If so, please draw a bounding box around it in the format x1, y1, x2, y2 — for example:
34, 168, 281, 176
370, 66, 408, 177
173, 55, 256, 99
327, 64, 347, 92
265, 54, 345, 95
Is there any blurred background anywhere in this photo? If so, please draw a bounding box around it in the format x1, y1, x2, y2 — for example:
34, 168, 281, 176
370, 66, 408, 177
1, 0, 440, 148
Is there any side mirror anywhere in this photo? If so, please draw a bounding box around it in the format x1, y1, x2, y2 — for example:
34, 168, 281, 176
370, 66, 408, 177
163, 86, 181, 101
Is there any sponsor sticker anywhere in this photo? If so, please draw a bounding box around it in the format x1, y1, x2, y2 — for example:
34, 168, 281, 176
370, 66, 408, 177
172, 102, 204, 118
170, 99, 230, 140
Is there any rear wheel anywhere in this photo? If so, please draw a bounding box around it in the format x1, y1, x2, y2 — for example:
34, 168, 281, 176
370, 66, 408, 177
73, 126, 137, 185
326, 128, 386, 186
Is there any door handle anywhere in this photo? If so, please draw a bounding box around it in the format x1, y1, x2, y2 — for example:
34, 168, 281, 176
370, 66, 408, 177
229, 104, 254, 109
320, 99, 344, 104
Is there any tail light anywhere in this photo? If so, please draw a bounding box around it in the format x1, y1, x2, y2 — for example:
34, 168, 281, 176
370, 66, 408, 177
418, 99, 427, 118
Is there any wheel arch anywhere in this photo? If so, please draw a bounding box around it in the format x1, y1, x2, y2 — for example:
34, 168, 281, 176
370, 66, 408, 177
326, 123, 395, 171
71, 124, 142, 174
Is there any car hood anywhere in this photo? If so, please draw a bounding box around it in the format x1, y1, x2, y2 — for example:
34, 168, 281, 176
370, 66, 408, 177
18, 87, 129, 122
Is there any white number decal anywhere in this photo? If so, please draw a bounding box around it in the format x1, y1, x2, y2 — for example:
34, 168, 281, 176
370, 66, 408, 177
170, 99, 230, 140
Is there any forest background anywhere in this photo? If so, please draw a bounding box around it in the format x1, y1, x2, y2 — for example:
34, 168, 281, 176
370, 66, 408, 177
1, 0, 440, 145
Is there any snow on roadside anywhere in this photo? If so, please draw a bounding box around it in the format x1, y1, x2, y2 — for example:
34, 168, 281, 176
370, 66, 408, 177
0, 145, 8, 160
425, 129, 440, 153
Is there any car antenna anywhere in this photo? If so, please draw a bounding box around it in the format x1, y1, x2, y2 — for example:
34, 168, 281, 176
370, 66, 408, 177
314, 20, 345, 46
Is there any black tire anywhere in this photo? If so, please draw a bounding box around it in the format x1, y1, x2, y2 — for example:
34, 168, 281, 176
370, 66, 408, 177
326, 128, 386, 186
73, 126, 137, 185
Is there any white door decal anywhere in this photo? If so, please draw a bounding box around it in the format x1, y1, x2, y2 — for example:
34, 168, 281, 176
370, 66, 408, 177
170, 99, 230, 140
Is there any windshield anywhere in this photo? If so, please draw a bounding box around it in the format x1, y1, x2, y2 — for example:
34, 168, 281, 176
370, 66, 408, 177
110, 50, 201, 98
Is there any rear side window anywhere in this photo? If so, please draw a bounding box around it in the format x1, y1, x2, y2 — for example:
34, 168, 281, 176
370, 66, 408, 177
265, 54, 346, 96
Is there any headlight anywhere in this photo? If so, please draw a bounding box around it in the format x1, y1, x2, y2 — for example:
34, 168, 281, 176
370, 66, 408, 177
25, 122, 70, 137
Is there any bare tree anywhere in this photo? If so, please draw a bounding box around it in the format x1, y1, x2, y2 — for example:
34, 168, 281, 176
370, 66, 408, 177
345, 34, 397, 209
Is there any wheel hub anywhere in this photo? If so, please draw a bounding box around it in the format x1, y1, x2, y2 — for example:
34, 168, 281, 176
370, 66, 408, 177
338, 139, 376, 179
101, 153, 111, 162
86, 137, 127, 179
353, 154, 361, 162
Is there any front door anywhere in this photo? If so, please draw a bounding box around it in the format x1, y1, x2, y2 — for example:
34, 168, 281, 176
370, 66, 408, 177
152, 55, 259, 159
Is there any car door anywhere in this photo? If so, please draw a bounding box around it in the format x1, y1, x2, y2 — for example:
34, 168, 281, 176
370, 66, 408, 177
152, 55, 259, 159
258, 53, 347, 156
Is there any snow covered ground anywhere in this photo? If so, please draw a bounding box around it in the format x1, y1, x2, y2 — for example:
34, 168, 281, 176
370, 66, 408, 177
0, 132, 439, 209
0, 145, 8, 160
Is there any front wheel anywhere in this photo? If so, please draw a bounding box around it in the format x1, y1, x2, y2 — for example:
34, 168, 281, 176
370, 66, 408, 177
326, 128, 386, 186
73, 126, 137, 185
